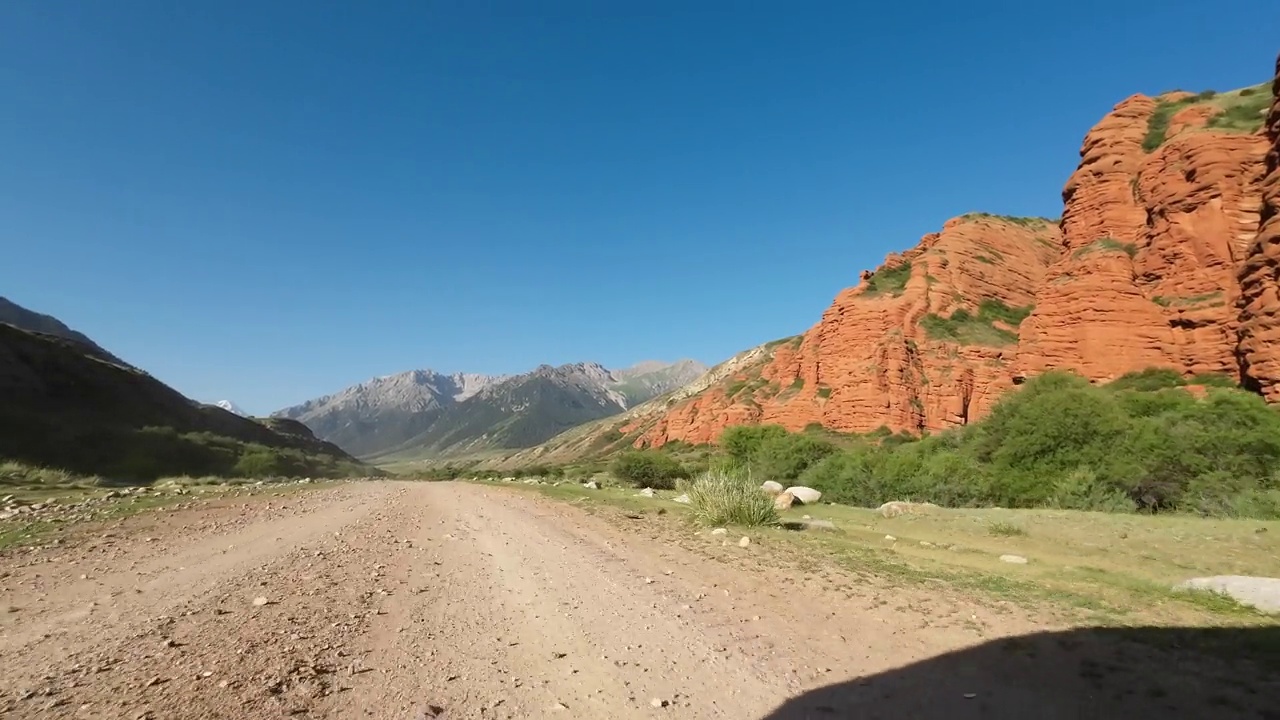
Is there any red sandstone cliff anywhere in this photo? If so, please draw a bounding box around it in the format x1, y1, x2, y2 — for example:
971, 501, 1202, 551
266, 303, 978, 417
1238, 56, 1280, 400
515, 59, 1280, 461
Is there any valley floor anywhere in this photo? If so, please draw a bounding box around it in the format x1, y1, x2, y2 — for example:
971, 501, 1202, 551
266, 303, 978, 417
1, 481, 1277, 719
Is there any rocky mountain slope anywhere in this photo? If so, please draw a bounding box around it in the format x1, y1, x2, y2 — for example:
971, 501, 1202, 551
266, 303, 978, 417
0, 296, 130, 367
376, 360, 706, 460
0, 308, 366, 480
284, 359, 707, 460
519, 61, 1280, 458
272, 370, 508, 457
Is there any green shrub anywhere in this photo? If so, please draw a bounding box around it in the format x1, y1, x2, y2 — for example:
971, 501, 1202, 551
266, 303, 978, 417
686, 467, 778, 527
720, 370, 1280, 519
863, 262, 912, 297
988, 521, 1025, 537
610, 450, 688, 489
754, 433, 837, 481
1144, 95, 1199, 152
720, 425, 789, 465
1109, 368, 1185, 392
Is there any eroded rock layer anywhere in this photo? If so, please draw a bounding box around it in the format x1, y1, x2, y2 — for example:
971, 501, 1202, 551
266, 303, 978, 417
1238, 56, 1280, 400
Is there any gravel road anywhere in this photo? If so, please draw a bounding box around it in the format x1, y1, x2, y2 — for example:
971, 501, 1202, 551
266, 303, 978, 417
1, 481, 1274, 719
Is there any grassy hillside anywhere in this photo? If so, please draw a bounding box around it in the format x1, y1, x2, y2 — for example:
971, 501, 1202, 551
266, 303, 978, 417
0, 323, 369, 481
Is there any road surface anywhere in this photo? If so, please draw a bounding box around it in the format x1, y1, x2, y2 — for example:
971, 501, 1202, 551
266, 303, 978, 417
0, 482, 1274, 719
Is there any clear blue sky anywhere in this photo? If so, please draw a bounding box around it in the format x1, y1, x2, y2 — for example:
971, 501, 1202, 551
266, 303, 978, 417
2, 1, 1275, 415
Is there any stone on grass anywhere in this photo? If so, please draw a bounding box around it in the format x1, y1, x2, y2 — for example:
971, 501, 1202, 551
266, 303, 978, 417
583, 481, 598, 490
999, 554, 1028, 565
773, 491, 795, 511
760, 481, 784, 496
1174, 576, 1280, 614
785, 486, 821, 505
672, 494, 690, 504
637, 488, 655, 498
878, 501, 939, 518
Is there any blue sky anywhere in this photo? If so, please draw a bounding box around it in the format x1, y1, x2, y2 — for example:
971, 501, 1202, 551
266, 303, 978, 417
1, 1, 1276, 415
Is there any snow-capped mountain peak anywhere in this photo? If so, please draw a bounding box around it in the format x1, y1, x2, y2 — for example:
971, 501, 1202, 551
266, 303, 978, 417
215, 400, 248, 416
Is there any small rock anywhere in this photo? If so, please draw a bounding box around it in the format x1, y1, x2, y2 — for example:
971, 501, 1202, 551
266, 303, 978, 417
637, 488, 655, 498
920, 541, 933, 547
773, 491, 795, 511
999, 554, 1029, 565
738, 536, 751, 548
1173, 575, 1280, 614
650, 698, 668, 708
672, 494, 690, 504
884, 535, 896, 542
878, 500, 939, 519
760, 481, 784, 496
800, 519, 838, 532
785, 486, 822, 505
583, 481, 598, 490
710, 528, 728, 536
252, 596, 270, 607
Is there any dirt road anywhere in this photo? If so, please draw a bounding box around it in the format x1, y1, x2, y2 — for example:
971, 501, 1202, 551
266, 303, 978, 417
1, 482, 1275, 719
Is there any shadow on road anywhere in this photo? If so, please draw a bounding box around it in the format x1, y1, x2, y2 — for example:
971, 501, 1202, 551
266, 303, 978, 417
757, 625, 1280, 719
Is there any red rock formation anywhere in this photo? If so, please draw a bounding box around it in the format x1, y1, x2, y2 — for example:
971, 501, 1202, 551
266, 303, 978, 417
628, 68, 1279, 450
1018, 89, 1268, 380
1238, 55, 1280, 399
639, 215, 1063, 444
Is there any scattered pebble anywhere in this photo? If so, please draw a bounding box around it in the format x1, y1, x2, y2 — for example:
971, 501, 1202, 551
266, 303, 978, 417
252, 596, 270, 607
710, 528, 727, 536
738, 536, 751, 548
999, 554, 1029, 565
650, 698, 668, 708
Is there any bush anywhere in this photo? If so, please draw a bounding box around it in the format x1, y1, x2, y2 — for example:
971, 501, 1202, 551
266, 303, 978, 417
733, 369, 1280, 519
610, 450, 688, 489
720, 425, 790, 465
754, 433, 837, 481
686, 468, 778, 527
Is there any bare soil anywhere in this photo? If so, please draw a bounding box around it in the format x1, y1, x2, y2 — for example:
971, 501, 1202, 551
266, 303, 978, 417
1, 481, 1275, 719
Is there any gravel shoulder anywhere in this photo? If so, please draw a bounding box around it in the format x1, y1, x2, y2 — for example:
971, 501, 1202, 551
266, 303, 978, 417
1, 481, 1276, 719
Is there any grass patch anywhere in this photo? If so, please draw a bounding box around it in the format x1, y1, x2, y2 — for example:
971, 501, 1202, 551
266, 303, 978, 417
962, 213, 1056, 228
504, 478, 1280, 634
1073, 237, 1138, 259
919, 298, 1032, 347
1145, 83, 1270, 152
1206, 83, 1272, 133
1144, 94, 1200, 152
686, 467, 778, 527
1152, 291, 1224, 309
989, 521, 1026, 537
817, 387, 832, 399
863, 262, 912, 297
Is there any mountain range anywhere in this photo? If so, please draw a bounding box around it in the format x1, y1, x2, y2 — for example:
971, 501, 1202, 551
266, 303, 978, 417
273, 359, 707, 459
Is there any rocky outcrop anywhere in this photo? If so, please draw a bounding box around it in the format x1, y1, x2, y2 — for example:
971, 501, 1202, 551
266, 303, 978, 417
1238, 56, 1280, 400
507, 64, 1280, 462
1018, 85, 1270, 380
638, 214, 1062, 443
628, 72, 1278, 448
